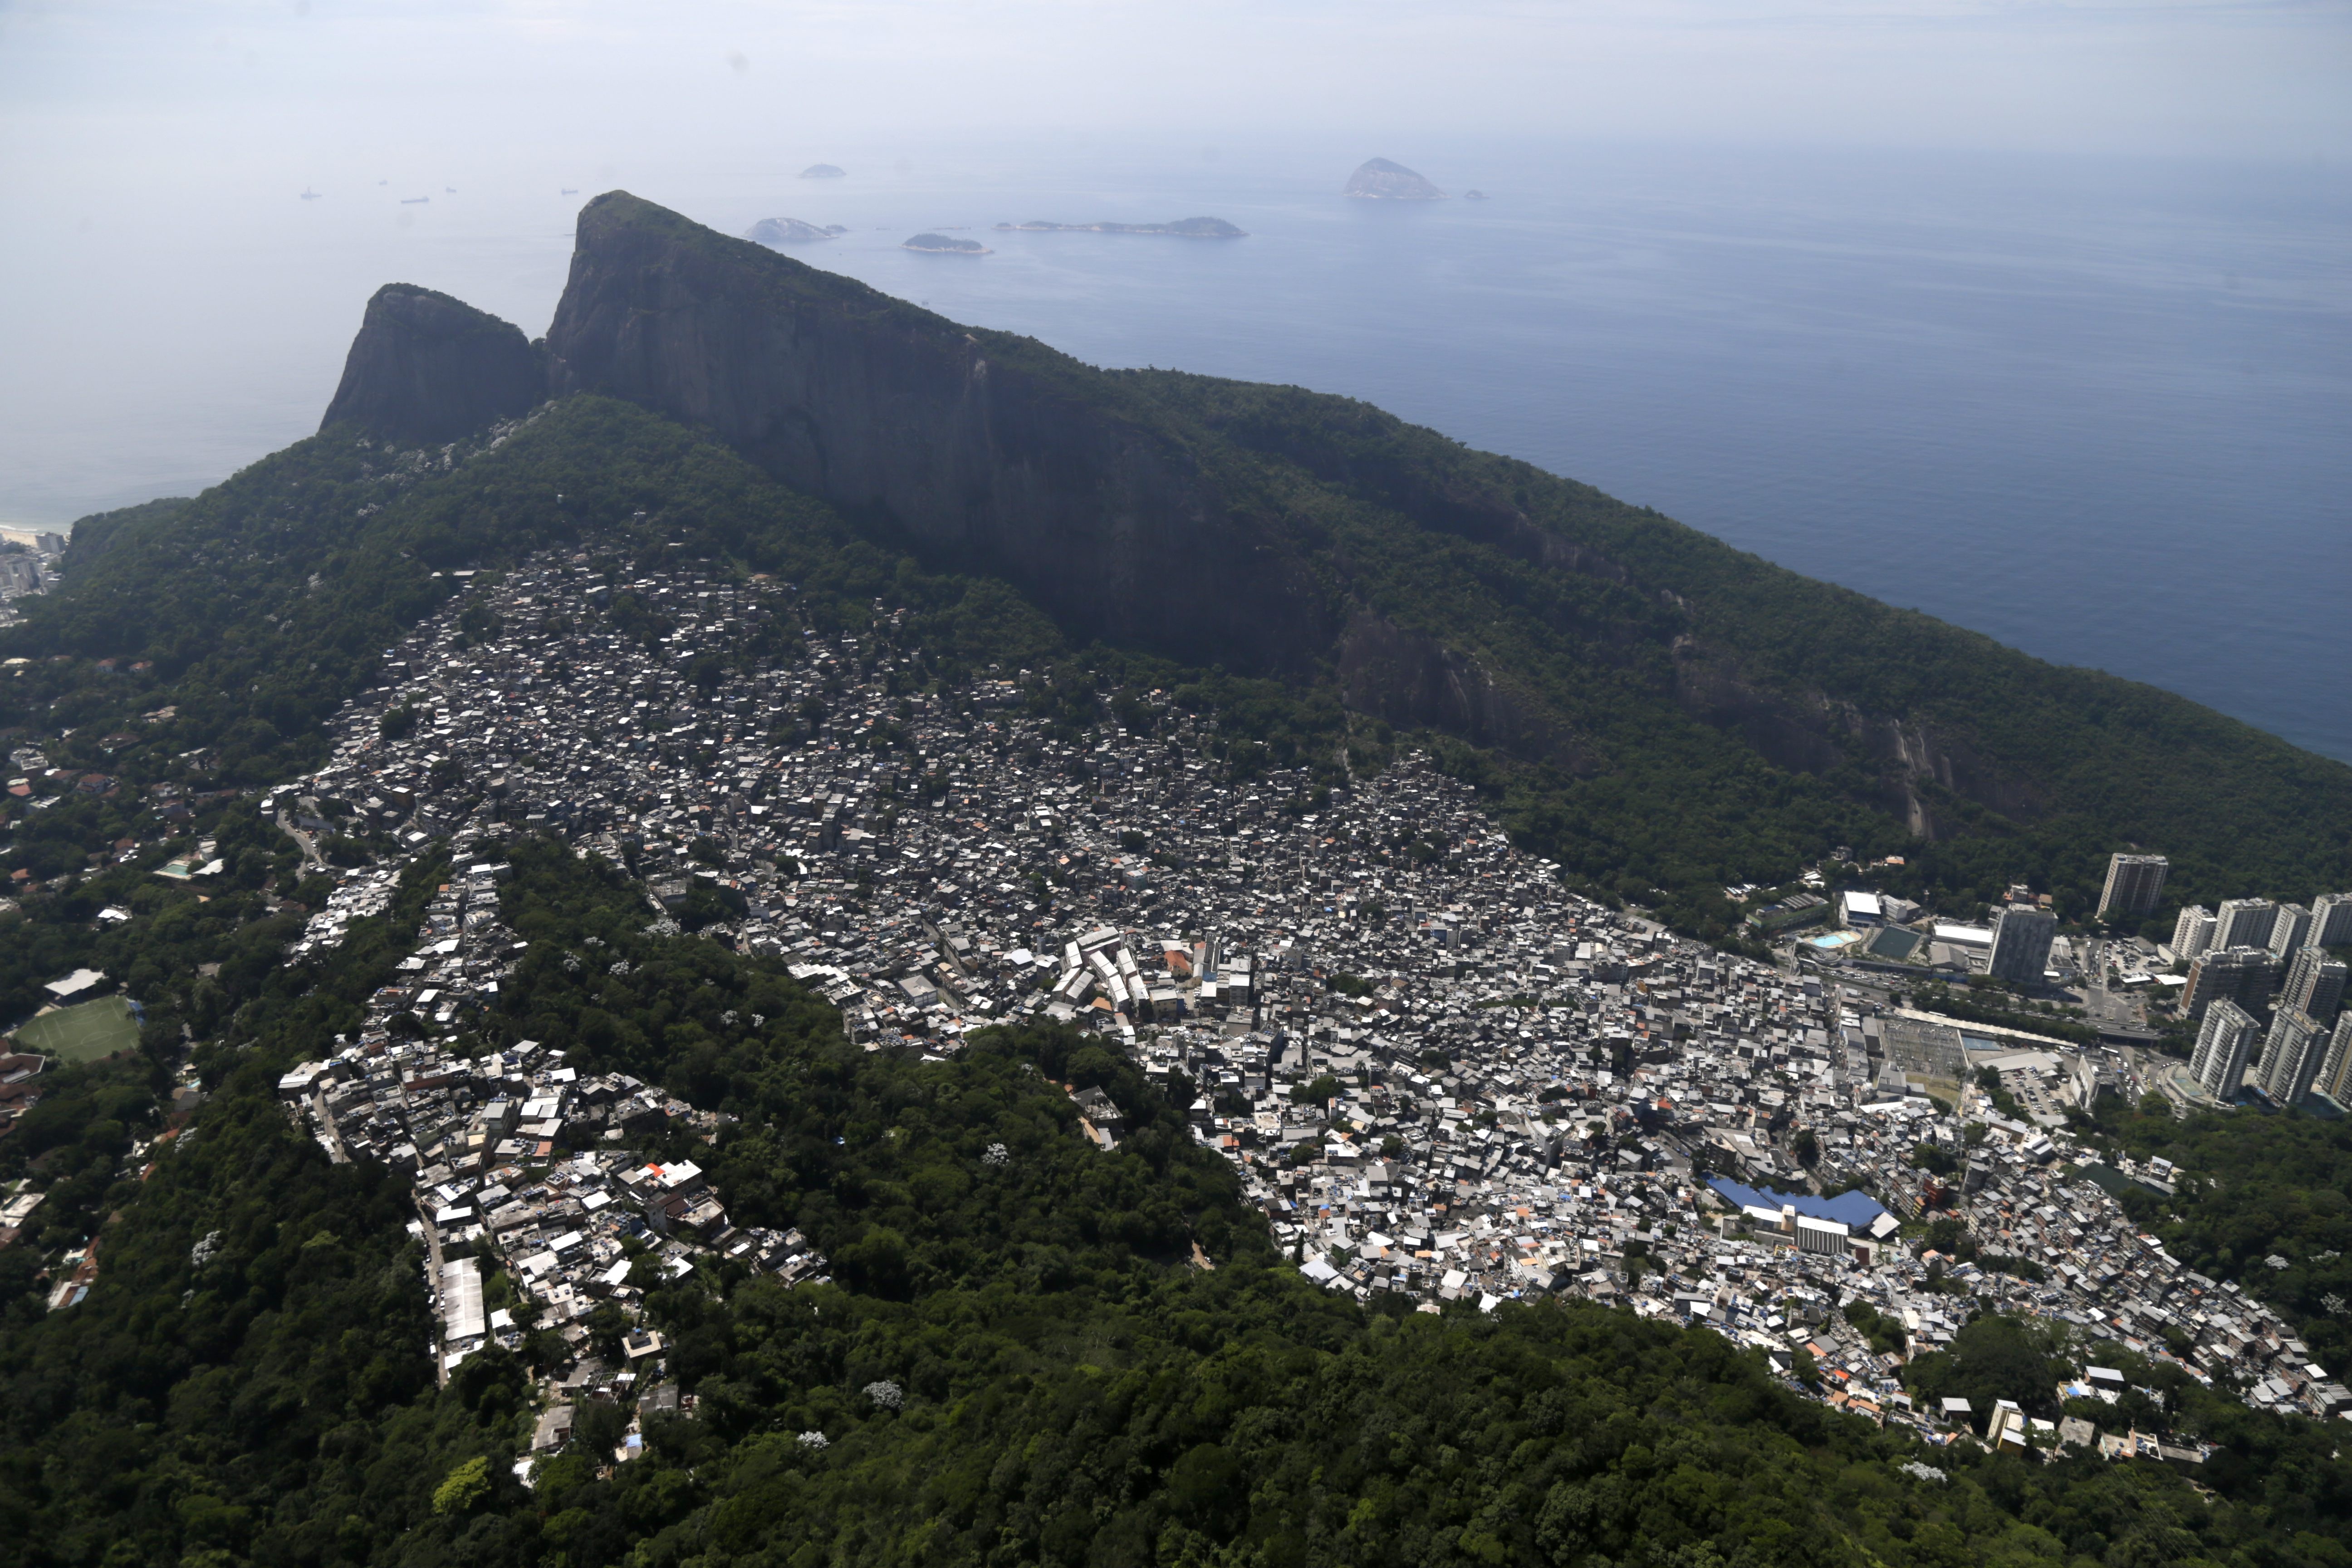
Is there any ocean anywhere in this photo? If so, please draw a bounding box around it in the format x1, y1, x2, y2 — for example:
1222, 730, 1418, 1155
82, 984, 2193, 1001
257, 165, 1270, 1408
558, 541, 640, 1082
2, 139, 2344, 761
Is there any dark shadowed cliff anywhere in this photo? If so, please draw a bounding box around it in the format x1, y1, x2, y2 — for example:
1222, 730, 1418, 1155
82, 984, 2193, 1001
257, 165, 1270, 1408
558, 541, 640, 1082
320, 284, 545, 447
279, 191, 2352, 925
542, 193, 1332, 673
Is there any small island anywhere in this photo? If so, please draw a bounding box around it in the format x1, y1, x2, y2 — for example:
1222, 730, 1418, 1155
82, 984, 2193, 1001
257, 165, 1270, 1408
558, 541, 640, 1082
798, 163, 847, 180
993, 216, 1246, 238
743, 217, 847, 246
903, 233, 990, 255
1464, 189, 1489, 201
1343, 157, 1444, 200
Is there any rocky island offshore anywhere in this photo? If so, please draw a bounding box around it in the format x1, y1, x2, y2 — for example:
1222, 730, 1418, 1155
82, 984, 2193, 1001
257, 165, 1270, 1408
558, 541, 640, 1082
742, 217, 848, 246
902, 232, 989, 255
798, 162, 846, 179
996, 217, 1246, 238
1345, 156, 1445, 200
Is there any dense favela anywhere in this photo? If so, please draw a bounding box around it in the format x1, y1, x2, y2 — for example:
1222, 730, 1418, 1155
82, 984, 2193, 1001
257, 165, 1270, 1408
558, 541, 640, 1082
2, 191, 2349, 1568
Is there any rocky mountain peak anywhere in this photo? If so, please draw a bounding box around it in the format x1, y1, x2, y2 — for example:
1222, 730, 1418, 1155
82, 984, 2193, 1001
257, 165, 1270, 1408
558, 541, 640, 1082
318, 284, 543, 448
539, 191, 1329, 673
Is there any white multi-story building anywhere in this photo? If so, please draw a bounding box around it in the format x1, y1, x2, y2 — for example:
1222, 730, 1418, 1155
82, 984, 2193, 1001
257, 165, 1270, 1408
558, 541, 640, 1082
2171, 906, 2217, 962
2190, 999, 2260, 1100
2099, 853, 2169, 920
2270, 903, 2317, 959
2282, 947, 2348, 1025
2214, 898, 2279, 953
2314, 1013, 2352, 1108
2255, 1007, 2329, 1109
1986, 905, 2056, 986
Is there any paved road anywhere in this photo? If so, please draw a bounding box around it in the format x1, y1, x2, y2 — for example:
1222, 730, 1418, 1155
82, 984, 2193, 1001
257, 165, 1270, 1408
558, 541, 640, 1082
310, 1087, 351, 1164
276, 808, 328, 872
418, 1201, 449, 1388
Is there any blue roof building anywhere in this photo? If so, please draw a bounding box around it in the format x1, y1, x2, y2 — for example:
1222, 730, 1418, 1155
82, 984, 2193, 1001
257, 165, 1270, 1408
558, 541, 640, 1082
1706, 1177, 1888, 1230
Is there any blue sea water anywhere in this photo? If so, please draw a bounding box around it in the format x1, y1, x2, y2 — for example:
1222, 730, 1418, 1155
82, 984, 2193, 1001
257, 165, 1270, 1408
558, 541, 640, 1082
3, 141, 2345, 761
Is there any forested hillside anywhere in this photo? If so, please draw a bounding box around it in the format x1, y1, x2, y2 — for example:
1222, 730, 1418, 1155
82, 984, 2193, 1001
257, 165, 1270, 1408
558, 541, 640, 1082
521, 190, 2352, 930
1121, 369, 2352, 926
8, 840, 2345, 1568
6, 381, 2349, 950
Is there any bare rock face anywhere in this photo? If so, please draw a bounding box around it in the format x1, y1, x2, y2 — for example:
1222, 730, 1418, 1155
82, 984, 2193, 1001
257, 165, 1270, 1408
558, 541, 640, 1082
541, 191, 1333, 672
743, 217, 838, 245
1343, 158, 1445, 200
319, 284, 543, 447
309, 193, 2166, 853
1338, 612, 1592, 774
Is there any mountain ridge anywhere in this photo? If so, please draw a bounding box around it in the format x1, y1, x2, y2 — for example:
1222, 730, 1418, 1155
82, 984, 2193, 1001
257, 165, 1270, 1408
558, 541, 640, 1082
321, 283, 545, 447
45, 188, 2352, 928
5, 191, 2352, 1568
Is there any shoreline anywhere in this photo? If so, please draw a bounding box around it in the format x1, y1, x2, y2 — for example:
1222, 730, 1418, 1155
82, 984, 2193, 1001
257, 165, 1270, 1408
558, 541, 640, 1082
998, 221, 1247, 239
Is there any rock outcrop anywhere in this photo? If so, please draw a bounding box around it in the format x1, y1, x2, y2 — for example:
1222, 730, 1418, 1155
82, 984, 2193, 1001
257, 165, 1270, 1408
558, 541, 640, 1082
318, 284, 543, 448
1344, 158, 1445, 200
309, 192, 2181, 855
744, 217, 838, 246
1339, 612, 1593, 774
1670, 641, 2048, 839
540, 192, 1333, 673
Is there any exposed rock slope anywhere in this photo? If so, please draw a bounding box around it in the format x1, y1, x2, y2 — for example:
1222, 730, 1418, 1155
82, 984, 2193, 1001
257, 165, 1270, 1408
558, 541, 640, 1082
744, 217, 840, 245
304, 192, 2352, 897
318, 284, 544, 447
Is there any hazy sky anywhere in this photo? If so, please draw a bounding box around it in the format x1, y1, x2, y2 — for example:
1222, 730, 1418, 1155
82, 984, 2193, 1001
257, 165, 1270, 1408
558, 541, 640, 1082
2, 0, 2347, 162
1, 0, 2346, 526
1, 0, 2347, 756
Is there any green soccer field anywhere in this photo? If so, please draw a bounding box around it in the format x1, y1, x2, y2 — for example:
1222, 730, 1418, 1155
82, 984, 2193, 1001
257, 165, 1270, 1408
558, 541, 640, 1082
11, 996, 141, 1063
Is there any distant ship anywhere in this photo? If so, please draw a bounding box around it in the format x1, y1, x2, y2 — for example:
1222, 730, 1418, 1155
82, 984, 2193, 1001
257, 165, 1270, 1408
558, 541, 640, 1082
401, 196, 430, 205
445, 186, 457, 194
299, 187, 321, 201
560, 187, 578, 195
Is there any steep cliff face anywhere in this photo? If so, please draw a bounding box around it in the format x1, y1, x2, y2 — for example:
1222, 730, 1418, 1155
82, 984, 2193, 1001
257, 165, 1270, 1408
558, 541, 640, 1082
522, 196, 2073, 832
541, 193, 1333, 673
1670, 642, 2049, 838
319, 285, 544, 448
1338, 612, 1593, 775
305, 192, 2343, 902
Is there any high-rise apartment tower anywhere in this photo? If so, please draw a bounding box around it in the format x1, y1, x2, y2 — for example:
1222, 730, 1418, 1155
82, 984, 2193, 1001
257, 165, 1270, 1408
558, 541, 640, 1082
2183, 947, 2281, 1018
2099, 854, 2169, 920
2281, 947, 2348, 1024
2190, 999, 2261, 1100
2312, 893, 2352, 950
1987, 906, 2057, 986
2314, 1013, 2352, 1107
2214, 898, 2279, 953
2171, 906, 2217, 962
2271, 904, 2317, 959
2256, 1007, 2329, 1108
